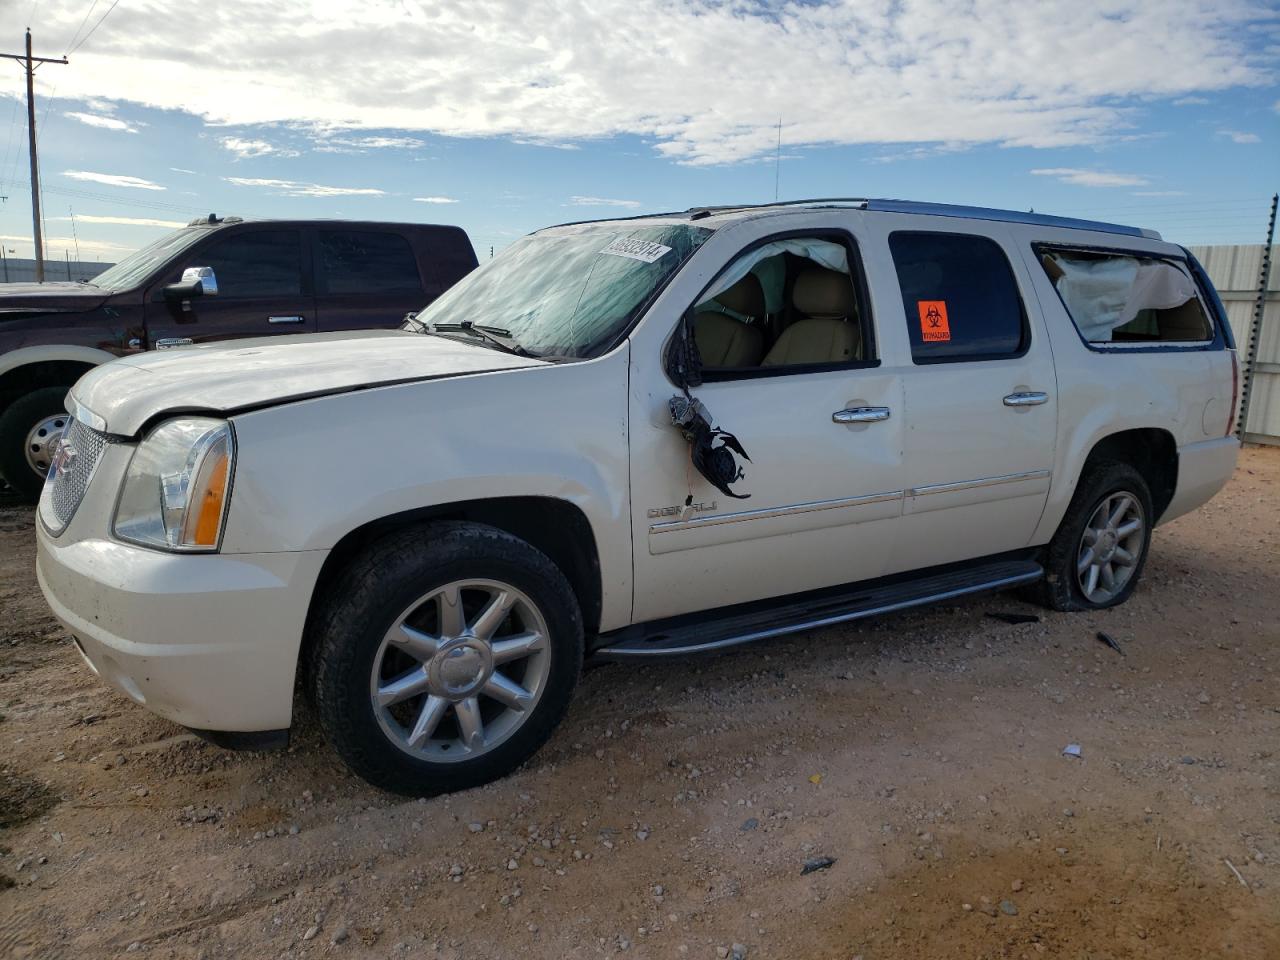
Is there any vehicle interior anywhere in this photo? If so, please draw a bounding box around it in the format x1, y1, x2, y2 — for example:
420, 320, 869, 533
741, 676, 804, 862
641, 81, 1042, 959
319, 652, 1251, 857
1040, 249, 1213, 343
692, 238, 864, 370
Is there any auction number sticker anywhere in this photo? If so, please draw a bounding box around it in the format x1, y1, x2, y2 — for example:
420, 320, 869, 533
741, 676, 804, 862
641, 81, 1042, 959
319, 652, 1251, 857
917, 300, 951, 342
601, 237, 673, 263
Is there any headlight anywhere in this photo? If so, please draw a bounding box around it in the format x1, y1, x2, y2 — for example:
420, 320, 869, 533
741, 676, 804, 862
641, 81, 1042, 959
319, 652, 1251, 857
113, 418, 235, 552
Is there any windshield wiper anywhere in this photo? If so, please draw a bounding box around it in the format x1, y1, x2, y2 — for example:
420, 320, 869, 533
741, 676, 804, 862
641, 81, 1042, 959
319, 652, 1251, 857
428, 320, 536, 358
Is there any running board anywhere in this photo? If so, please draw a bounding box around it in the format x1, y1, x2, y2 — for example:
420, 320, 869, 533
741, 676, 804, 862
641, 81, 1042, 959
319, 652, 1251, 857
595, 559, 1043, 658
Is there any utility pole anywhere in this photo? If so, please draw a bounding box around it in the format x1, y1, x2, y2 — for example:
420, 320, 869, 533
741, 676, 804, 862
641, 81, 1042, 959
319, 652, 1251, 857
1, 31, 68, 282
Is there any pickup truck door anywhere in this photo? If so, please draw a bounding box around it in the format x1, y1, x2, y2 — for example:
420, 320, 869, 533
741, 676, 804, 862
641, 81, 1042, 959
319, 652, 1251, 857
871, 220, 1058, 574
144, 227, 316, 347
313, 228, 431, 333
627, 226, 905, 625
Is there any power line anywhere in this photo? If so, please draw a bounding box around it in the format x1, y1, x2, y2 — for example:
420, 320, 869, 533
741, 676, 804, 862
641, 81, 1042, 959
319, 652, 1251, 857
67, 0, 123, 56
0, 177, 204, 213
64, 0, 103, 56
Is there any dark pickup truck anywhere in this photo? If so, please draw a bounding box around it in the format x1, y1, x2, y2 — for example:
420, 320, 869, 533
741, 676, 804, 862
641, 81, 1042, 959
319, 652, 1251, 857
0, 215, 477, 499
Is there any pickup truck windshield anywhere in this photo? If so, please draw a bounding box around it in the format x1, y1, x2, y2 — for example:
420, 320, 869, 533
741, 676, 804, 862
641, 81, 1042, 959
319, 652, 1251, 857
410, 224, 712, 358
89, 227, 209, 291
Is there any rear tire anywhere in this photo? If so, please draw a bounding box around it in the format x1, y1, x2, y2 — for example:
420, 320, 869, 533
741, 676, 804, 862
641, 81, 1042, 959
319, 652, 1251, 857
0, 386, 72, 503
1027, 459, 1153, 612
309, 521, 583, 796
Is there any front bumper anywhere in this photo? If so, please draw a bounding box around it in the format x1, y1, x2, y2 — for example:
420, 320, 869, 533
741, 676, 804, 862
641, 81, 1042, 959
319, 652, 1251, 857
37, 529, 327, 732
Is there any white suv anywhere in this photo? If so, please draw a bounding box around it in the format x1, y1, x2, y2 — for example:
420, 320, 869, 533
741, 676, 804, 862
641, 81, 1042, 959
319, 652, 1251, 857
36, 199, 1240, 795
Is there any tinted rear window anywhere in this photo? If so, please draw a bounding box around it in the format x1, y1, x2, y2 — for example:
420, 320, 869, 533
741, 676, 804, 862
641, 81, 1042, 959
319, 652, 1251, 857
320, 231, 422, 294
889, 232, 1027, 363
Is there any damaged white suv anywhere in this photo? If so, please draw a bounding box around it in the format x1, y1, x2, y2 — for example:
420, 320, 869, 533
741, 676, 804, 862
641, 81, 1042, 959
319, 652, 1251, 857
37, 199, 1240, 795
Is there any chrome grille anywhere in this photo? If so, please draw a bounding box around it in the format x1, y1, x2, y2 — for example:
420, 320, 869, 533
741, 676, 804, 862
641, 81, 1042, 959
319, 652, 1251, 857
39, 418, 115, 536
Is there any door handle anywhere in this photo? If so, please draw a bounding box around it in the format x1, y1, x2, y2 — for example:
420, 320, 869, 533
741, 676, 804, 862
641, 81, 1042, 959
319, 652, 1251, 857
268, 315, 307, 324
833, 406, 891, 424
1003, 391, 1049, 407
154, 337, 193, 350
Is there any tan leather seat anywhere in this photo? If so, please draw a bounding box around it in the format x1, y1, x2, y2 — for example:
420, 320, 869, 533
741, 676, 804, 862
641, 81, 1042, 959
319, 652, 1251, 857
694, 274, 766, 367
762, 267, 859, 366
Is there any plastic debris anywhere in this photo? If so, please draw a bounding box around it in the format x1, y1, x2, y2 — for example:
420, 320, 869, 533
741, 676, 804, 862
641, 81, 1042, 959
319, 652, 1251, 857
1096, 631, 1125, 655
801, 856, 836, 875
986, 611, 1041, 625
1062, 743, 1083, 759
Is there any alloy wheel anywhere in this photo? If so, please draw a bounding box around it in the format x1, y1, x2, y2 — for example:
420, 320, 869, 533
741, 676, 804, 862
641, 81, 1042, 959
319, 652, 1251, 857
1076, 491, 1145, 604
369, 579, 551, 763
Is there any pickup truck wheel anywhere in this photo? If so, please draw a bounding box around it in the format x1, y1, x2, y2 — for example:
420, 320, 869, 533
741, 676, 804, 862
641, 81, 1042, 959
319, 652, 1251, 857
0, 386, 72, 503
1030, 460, 1153, 612
310, 521, 583, 796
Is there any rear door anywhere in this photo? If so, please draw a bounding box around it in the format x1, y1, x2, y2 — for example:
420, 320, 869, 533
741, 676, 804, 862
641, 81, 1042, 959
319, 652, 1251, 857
314, 228, 428, 332
144, 227, 315, 347
872, 221, 1058, 574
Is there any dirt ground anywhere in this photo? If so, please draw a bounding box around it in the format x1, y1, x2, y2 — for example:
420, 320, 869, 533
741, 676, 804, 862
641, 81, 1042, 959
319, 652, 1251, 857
2, 449, 1277, 960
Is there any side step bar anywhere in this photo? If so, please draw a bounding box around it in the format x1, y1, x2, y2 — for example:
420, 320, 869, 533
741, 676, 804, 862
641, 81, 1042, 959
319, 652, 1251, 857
595, 559, 1043, 658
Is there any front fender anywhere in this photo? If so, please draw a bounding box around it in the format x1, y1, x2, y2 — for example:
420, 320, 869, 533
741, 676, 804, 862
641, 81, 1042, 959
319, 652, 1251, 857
221, 350, 634, 630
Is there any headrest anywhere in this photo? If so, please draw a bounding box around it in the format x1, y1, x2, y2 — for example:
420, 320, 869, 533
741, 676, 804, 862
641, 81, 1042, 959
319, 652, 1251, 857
792, 267, 855, 318
713, 273, 765, 320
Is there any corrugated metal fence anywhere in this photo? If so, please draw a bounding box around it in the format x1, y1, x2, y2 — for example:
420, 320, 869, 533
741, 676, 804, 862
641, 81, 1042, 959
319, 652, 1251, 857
1191, 244, 1280, 445
0, 257, 114, 284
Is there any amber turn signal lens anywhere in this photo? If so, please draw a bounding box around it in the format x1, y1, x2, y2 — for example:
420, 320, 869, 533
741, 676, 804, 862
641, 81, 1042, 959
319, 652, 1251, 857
182, 441, 230, 547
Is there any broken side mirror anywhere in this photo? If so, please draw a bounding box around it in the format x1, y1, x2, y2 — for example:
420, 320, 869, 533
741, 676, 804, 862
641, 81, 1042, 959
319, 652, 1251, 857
163, 266, 219, 301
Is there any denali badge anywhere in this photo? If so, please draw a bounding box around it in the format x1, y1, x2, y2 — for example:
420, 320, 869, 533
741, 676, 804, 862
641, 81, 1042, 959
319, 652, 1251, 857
648, 501, 717, 520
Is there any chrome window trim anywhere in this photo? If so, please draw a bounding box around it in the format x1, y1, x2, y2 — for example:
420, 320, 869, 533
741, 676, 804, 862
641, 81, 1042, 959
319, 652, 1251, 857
907, 469, 1051, 498
649, 489, 904, 534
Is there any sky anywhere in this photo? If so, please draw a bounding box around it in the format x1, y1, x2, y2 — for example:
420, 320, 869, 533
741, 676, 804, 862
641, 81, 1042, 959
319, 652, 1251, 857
0, 0, 1277, 267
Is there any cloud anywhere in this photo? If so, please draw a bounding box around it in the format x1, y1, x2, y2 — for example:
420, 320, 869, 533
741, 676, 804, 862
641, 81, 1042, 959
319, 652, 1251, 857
1217, 129, 1261, 143
569, 196, 641, 208
1031, 168, 1150, 188
65, 111, 138, 133
413, 196, 458, 204
0, 1, 1269, 166
1171, 96, 1210, 106
169, 167, 198, 174
315, 135, 426, 152
225, 177, 385, 197
62, 170, 165, 191
220, 137, 300, 159
53, 214, 186, 228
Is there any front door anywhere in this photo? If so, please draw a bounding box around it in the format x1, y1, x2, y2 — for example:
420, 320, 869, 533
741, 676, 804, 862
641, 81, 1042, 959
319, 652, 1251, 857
874, 223, 1058, 573
144, 227, 316, 347
627, 229, 905, 624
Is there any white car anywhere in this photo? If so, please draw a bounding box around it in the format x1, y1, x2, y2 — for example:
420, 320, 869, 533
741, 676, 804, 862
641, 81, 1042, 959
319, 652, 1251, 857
36, 199, 1240, 795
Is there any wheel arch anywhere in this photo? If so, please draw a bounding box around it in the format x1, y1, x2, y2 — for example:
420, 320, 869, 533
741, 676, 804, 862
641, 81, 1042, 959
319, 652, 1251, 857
1081, 428, 1178, 522
0, 346, 116, 412
301, 496, 604, 664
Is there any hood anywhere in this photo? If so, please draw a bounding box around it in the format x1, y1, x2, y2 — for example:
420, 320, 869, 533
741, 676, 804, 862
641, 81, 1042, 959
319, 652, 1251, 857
0, 281, 109, 314
71, 329, 548, 435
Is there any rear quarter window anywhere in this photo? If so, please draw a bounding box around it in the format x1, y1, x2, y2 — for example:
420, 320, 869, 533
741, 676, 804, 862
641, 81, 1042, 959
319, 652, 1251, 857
1036, 246, 1213, 346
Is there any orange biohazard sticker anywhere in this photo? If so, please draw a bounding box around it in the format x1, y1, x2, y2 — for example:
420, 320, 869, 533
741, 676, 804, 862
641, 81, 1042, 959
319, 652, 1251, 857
918, 300, 950, 342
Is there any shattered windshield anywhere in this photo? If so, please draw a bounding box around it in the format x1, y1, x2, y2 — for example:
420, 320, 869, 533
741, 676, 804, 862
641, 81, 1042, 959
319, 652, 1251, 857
89, 227, 208, 291
409, 224, 713, 359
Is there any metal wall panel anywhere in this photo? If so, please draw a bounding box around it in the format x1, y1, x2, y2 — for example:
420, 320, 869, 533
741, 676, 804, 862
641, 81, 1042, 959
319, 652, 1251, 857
1190, 244, 1279, 444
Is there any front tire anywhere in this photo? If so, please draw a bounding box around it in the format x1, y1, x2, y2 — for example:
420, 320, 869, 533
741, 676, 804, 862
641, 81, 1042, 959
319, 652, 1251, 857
309, 521, 583, 796
1029, 459, 1153, 612
0, 386, 72, 503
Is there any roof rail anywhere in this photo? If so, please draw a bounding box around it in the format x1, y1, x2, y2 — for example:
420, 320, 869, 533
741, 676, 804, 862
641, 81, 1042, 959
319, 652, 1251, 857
865, 199, 1160, 240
